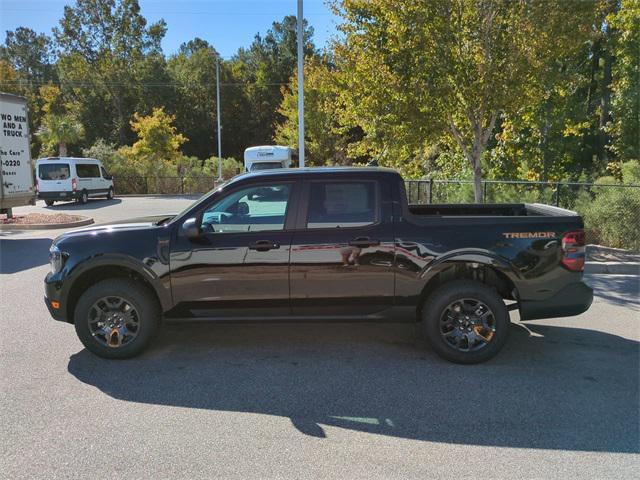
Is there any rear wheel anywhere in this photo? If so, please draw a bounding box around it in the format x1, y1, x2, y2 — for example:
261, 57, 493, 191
74, 278, 160, 359
421, 280, 510, 364
78, 190, 88, 204
45, 200, 55, 206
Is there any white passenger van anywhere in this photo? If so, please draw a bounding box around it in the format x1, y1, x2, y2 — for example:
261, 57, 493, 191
243, 145, 293, 172
36, 157, 114, 206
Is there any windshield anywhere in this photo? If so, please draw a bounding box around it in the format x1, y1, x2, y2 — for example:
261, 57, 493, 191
38, 163, 70, 180
167, 179, 232, 224
250, 162, 282, 171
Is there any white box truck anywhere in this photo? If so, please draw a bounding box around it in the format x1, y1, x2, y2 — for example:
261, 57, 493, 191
1, 93, 35, 217
244, 145, 293, 172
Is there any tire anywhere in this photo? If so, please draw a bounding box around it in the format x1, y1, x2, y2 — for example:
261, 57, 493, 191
106, 187, 114, 200
421, 280, 510, 364
74, 278, 160, 359
78, 190, 89, 204
45, 200, 55, 206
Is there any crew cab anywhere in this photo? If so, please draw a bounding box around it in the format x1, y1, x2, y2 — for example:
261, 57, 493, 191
44, 168, 593, 363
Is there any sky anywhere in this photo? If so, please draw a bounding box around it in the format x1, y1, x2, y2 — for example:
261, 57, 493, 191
0, 0, 340, 58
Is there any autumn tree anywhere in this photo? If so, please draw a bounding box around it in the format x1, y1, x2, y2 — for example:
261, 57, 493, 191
119, 107, 186, 178
335, 0, 597, 201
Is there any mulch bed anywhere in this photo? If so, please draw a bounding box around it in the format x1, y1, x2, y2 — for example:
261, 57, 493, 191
0, 213, 85, 225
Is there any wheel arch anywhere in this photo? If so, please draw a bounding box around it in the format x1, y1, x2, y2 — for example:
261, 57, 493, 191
65, 257, 170, 323
415, 253, 520, 322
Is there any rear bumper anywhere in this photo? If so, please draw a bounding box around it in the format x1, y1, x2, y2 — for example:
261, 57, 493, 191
519, 281, 593, 321
38, 191, 78, 201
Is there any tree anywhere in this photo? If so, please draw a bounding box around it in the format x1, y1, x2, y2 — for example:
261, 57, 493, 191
608, 0, 640, 162
231, 15, 317, 147
119, 107, 186, 178
37, 114, 85, 156
335, 0, 597, 201
275, 57, 352, 165
0, 27, 55, 86
53, 0, 167, 144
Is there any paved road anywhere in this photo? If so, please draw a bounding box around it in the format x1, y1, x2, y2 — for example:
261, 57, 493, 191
1, 198, 639, 479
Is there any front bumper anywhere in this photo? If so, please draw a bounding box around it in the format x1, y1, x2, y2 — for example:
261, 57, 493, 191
44, 273, 69, 322
519, 281, 594, 321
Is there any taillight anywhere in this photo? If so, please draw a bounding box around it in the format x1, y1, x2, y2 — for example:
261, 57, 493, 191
561, 230, 586, 272
72, 178, 77, 191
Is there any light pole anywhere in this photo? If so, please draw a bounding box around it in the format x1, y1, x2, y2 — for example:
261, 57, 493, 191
216, 55, 223, 180
297, 0, 305, 167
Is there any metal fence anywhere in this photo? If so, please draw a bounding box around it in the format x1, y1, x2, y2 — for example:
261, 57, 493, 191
115, 176, 223, 195
404, 178, 640, 208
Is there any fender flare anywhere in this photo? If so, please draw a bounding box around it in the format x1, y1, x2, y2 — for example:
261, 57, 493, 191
64, 254, 172, 313
418, 249, 522, 297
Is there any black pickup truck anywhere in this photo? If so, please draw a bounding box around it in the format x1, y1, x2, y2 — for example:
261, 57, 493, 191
45, 167, 592, 363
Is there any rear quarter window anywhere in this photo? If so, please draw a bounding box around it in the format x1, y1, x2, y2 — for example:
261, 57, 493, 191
38, 163, 70, 180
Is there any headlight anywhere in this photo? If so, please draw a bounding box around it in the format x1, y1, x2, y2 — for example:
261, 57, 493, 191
49, 245, 67, 274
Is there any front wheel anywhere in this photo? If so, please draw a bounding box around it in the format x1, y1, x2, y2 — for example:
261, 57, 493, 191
74, 278, 160, 359
421, 280, 510, 364
45, 200, 55, 207
106, 187, 114, 200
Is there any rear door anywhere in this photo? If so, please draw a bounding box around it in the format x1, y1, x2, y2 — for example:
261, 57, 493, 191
289, 176, 396, 316
37, 162, 72, 195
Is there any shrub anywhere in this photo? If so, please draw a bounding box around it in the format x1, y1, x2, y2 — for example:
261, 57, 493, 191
577, 160, 640, 251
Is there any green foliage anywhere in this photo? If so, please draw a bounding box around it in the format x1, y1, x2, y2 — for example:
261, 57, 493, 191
576, 160, 640, 250
274, 57, 352, 166
117, 107, 186, 178
333, 0, 597, 201
607, 0, 640, 162
1, 0, 638, 194
36, 113, 84, 157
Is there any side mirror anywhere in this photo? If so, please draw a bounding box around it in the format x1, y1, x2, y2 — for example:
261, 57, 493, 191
106, 175, 113, 180
181, 217, 200, 240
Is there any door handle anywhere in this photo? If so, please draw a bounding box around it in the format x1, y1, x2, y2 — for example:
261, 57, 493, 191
348, 237, 380, 248
248, 240, 280, 251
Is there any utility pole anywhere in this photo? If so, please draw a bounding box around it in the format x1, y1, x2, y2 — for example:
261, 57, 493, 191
297, 0, 305, 167
216, 55, 223, 180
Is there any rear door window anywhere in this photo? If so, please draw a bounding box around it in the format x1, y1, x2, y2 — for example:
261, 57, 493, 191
76, 163, 100, 178
38, 163, 70, 180
306, 181, 377, 229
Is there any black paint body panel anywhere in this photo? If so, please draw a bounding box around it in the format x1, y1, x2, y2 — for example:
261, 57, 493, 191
44, 168, 592, 324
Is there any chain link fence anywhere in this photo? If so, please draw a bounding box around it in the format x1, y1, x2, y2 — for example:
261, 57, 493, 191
115, 176, 222, 195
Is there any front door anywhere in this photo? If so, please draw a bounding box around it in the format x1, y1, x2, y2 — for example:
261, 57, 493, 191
170, 181, 298, 318
289, 178, 396, 317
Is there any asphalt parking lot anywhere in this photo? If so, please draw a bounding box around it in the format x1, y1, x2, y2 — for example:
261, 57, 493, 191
1, 197, 639, 479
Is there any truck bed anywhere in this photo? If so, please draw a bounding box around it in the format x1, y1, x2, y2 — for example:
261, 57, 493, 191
408, 203, 578, 217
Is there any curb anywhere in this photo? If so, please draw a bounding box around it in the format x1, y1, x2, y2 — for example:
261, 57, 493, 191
0, 216, 94, 231
585, 262, 640, 275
